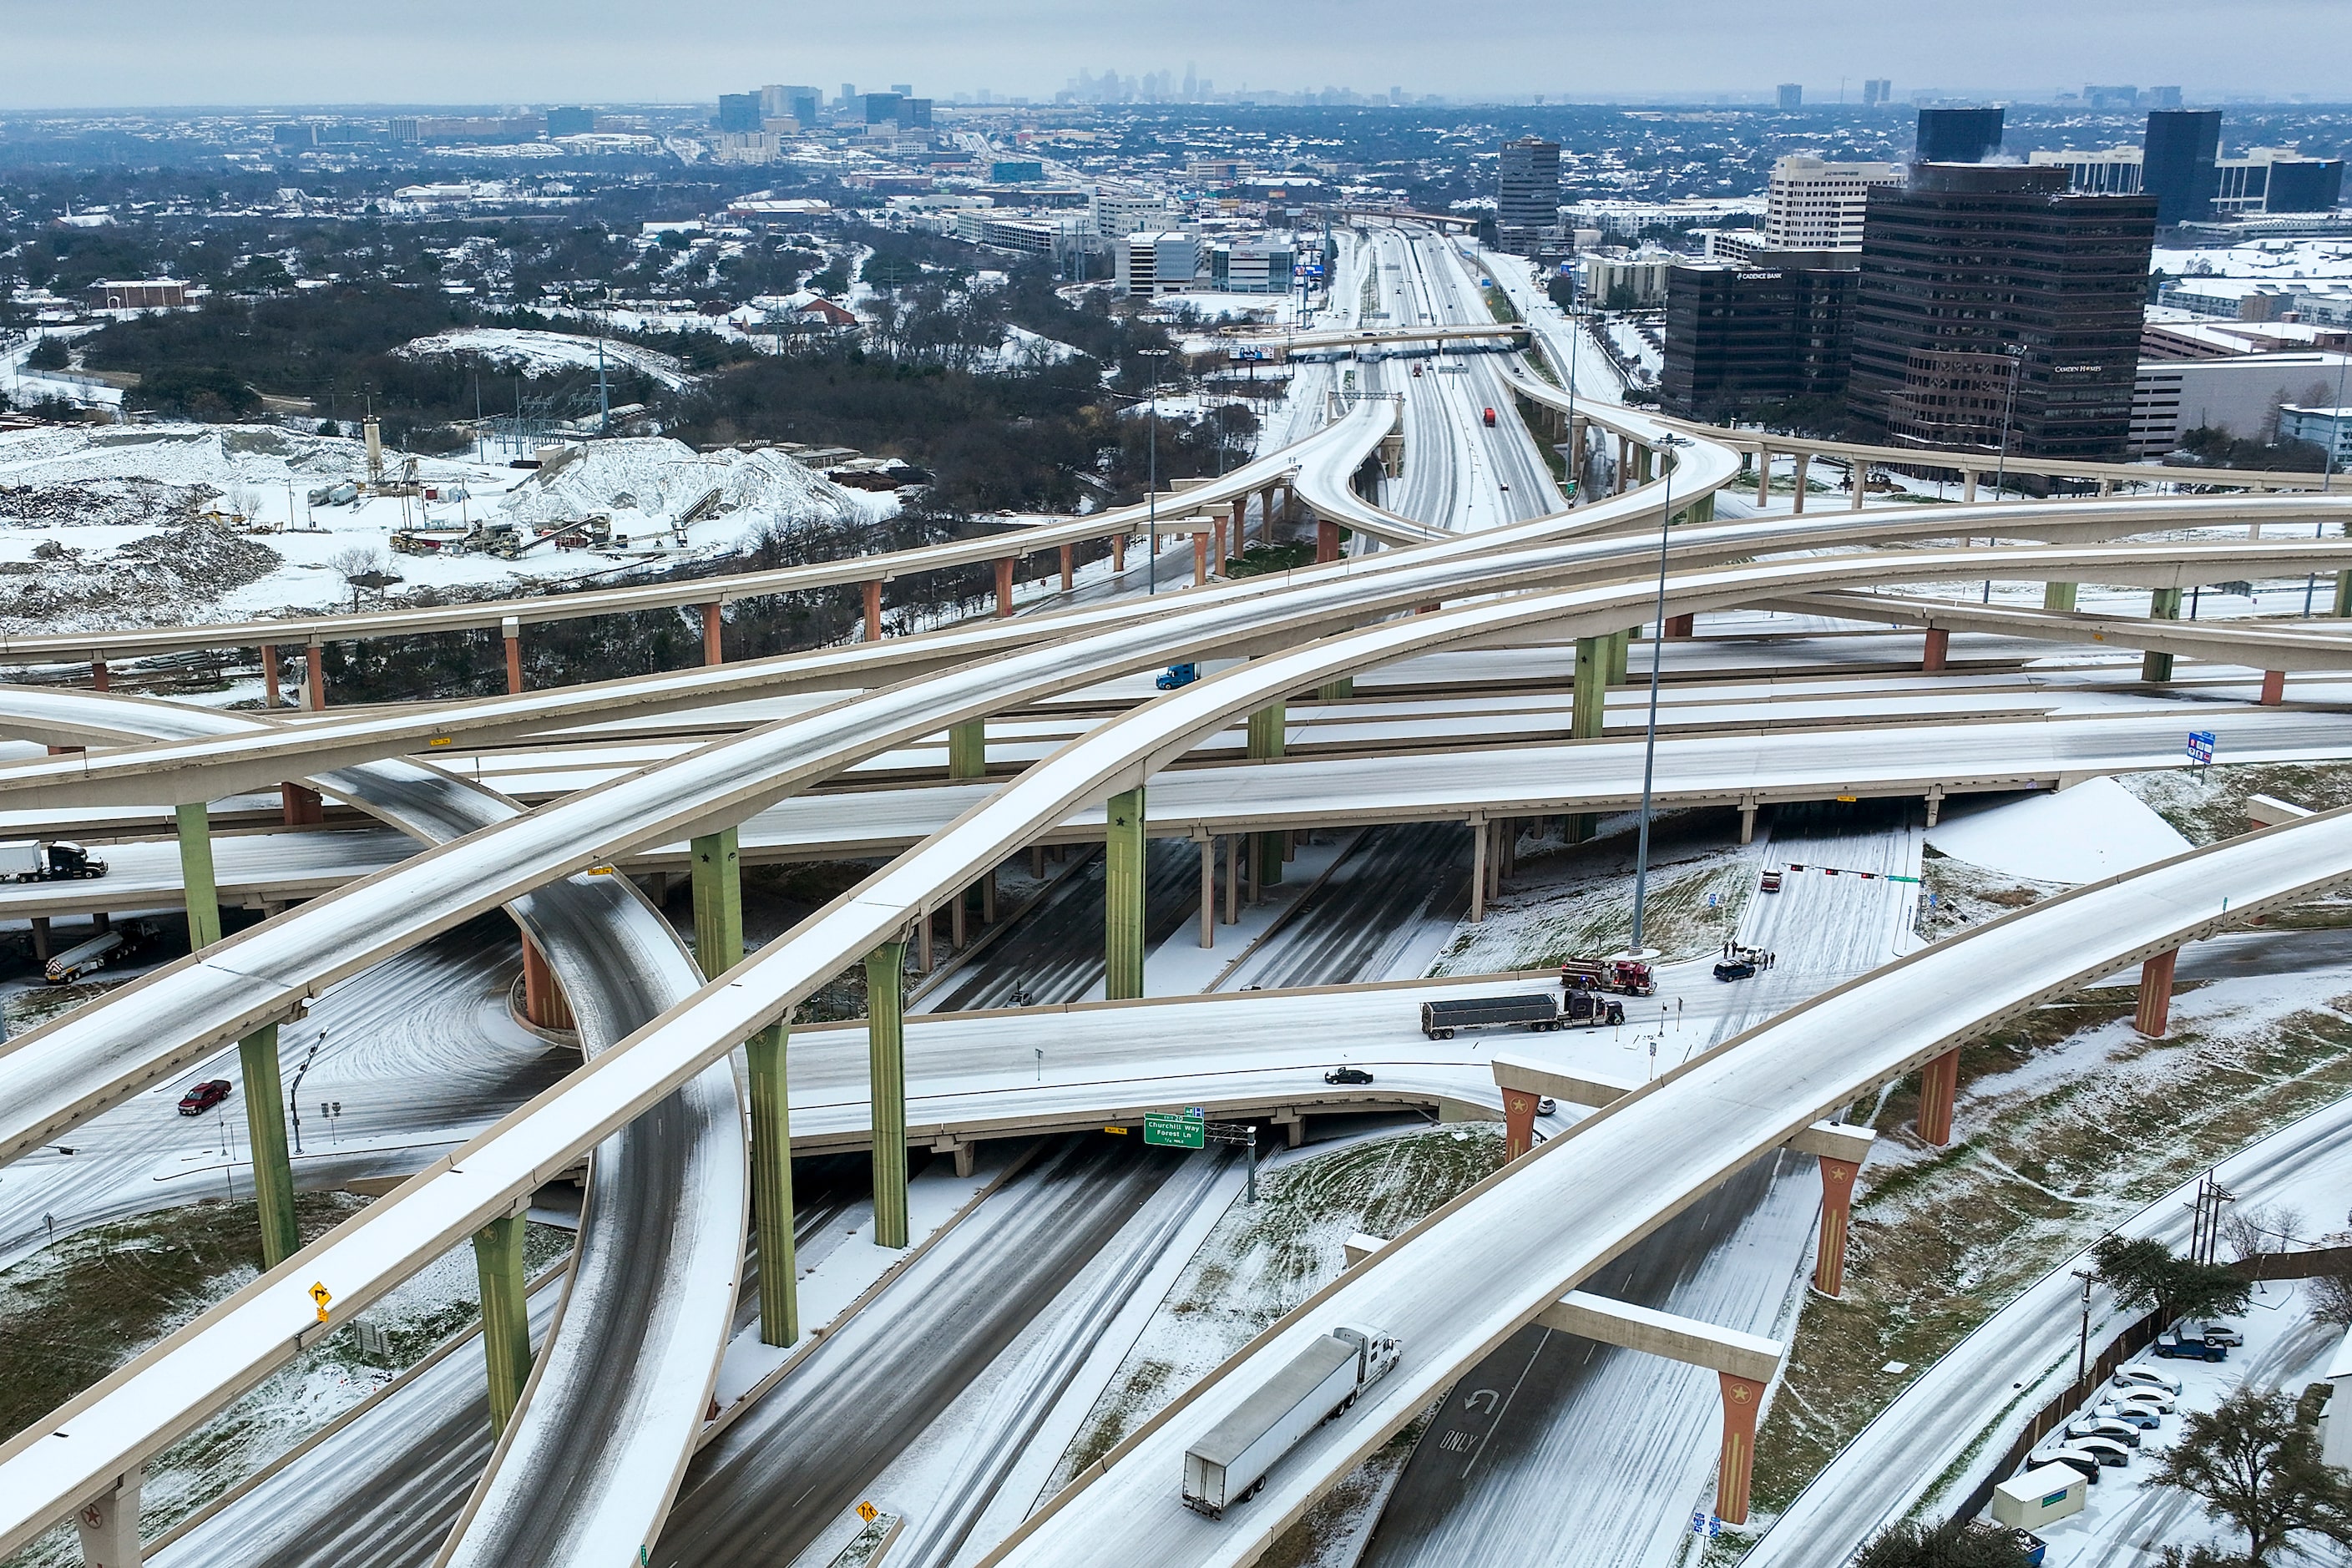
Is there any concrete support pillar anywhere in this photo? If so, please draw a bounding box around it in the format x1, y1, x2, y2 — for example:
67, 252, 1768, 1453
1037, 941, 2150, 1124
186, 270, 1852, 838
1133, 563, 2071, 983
1060, 543, 1075, 593
866, 940, 909, 1248
1790, 451, 1809, 515
473, 1212, 534, 1436
260, 642, 281, 708
745, 1021, 798, 1346
994, 557, 1015, 618
30, 916, 49, 963
1572, 636, 1607, 738
521, 938, 574, 1031
304, 639, 326, 711
1916, 1047, 1960, 1146
1105, 786, 1147, 1001
949, 718, 986, 780
701, 601, 723, 666
1963, 470, 1979, 504
1503, 1085, 1540, 1160
1318, 676, 1355, 701
239, 1023, 299, 1267
2334, 566, 2352, 620
863, 579, 883, 641
1198, 836, 1216, 949
2135, 948, 2179, 1039
281, 784, 324, 827
982, 866, 997, 924
175, 802, 221, 952
1111, 531, 1126, 574
91, 653, 111, 693
1469, 819, 1489, 923
73, 1468, 141, 1568
2044, 582, 2077, 613
1636, 445, 1654, 484
1848, 465, 1865, 510
1754, 448, 1772, 509
1249, 704, 1285, 890
2143, 586, 2183, 683
1192, 532, 1209, 586
1716, 1373, 1767, 1525
690, 828, 742, 980
1813, 1155, 1861, 1297
1224, 836, 1240, 924
1738, 801, 1758, 845
1923, 627, 1950, 673
1317, 518, 1341, 564
2261, 670, 2286, 706
502, 615, 523, 695
1606, 628, 1630, 686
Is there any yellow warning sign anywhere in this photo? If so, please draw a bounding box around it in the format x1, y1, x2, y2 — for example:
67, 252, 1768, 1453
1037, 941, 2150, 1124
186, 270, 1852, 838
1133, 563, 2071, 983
309, 1282, 332, 1323
857, 1501, 878, 1524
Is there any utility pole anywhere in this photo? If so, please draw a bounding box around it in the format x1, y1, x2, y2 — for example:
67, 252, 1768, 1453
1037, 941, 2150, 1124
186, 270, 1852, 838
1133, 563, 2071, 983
2072, 1266, 2097, 1389
1627, 432, 1692, 956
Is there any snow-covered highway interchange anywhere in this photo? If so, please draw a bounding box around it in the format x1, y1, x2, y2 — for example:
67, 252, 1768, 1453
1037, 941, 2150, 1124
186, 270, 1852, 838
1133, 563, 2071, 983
8, 225, 2352, 1568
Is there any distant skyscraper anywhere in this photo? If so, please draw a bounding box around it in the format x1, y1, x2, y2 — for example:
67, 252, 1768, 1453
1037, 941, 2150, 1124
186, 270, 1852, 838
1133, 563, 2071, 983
863, 92, 903, 125
2143, 109, 2223, 224
1915, 107, 2004, 164
2149, 85, 2183, 109
839, 82, 857, 107
1497, 136, 1562, 254
1763, 156, 1903, 249
1862, 78, 1892, 108
545, 106, 594, 137
1775, 83, 1803, 111
897, 97, 932, 131
891, 83, 913, 97
1849, 164, 2156, 462
716, 94, 762, 134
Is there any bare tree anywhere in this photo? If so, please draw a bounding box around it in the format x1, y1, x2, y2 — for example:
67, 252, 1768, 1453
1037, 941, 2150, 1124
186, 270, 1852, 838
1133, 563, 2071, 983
326, 545, 386, 587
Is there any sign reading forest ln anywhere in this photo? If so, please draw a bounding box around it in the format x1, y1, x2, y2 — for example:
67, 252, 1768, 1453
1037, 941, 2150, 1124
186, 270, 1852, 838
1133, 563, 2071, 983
1143, 1113, 1206, 1149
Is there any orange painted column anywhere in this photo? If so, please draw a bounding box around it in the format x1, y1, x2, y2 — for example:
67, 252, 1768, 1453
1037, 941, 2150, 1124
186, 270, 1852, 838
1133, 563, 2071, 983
260, 643, 281, 708
1916, 1047, 1960, 1146
1813, 1156, 1861, 1296
281, 784, 324, 826
1717, 1374, 1768, 1523
503, 625, 524, 695
1111, 532, 1126, 574
1502, 1086, 1540, 1160
863, 579, 883, 641
2136, 948, 2178, 1038
522, 938, 575, 1031
1192, 533, 1209, 586
700, 601, 723, 665
1923, 628, 1950, 673
1317, 518, 1341, 564
305, 643, 326, 711
2260, 670, 2285, 706
1664, 614, 1696, 639
1060, 543, 1075, 592
994, 557, 1015, 617
91, 655, 110, 692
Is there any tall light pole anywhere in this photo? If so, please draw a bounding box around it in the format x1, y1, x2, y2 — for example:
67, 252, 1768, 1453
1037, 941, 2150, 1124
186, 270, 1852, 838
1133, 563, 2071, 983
1626, 432, 1693, 958
1561, 265, 1582, 500
1985, 344, 2026, 604
1139, 346, 1171, 595
2309, 351, 2350, 615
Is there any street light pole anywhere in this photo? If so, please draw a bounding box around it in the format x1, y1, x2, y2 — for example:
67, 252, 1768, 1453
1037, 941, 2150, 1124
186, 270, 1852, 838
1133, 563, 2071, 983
1139, 347, 1171, 595
2072, 1266, 2097, 1389
1627, 432, 1693, 957
1986, 345, 2026, 604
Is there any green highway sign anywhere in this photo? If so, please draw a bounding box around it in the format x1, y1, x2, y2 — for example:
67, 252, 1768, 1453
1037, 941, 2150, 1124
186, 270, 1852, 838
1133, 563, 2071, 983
1143, 1113, 1206, 1150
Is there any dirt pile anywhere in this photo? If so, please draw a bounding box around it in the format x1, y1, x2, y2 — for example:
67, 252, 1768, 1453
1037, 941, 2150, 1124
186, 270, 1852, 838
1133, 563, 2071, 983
0, 521, 283, 631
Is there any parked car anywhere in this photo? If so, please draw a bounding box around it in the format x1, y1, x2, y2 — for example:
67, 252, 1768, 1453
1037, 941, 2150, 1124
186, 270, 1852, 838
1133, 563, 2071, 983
177, 1080, 232, 1115
2112, 1366, 2183, 1399
2066, 1416, 2142, 1449
2072, 1434, 2134, 1468
2174, 1318, 2243, 1348
2095, 1401, 2163, 1430
2036, 1448, 2105, 1485
1324, 1067, 1375, 1085
1712, 959, 1758, 981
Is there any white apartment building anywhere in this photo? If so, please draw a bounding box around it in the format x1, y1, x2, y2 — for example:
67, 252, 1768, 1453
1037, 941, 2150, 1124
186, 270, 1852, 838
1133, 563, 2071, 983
1116, 231, 1200, 296
1761, 157, 1903, 250
1091, 190, 1184, 239
2027, 145, 2146, 195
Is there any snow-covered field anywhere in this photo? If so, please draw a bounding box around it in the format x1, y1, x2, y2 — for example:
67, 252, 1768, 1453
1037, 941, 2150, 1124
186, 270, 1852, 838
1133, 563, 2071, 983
0, 422, 891, 632
393, 327, 697, 391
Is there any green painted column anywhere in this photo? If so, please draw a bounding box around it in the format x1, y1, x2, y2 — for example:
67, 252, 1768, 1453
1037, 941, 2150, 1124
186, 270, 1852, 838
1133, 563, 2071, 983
2143, 586, 2184, 683
745, 1021, 798, 1345
1687, 493, 1715, 525
1568, 638, 1608, 844
866, 940, 908, 1248
1317, 676, 1355, 701
948, 719, 986, 780
1636, 446, 1654, 483
1105, 786, 1148, 1001
176, 801, 221, 951
2335, 565, 2352, 619
473, 1212, 533, 1435
1607, 628, 1630, 685
1248, 704, 1285, 888
239, 1024, 298, 1267
691, 828, 742, 980
2045, 582, 2078, 613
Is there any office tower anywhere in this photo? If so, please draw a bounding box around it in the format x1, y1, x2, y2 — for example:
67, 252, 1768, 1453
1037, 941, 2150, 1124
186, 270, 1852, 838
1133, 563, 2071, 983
897, 98, 933, 131
545, 106, 595, 137
1497, 136, 1562, 255
1662, 255, 1862, 420
891, 83, 913, 96
1762, 157, 1903, 249
717, 94, 762, 134
2143, 109, 2223, 224
1849, 164, 2157, 461
863, 92, 903, 125
1776, 83, 1803, 111
1915, 106, 2004, 164
1862, 78, 1892, 108
2148, 85, 2183, 109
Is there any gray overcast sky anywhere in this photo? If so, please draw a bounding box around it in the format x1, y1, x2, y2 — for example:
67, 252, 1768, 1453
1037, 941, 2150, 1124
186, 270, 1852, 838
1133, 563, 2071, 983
3, 0, 2348, 109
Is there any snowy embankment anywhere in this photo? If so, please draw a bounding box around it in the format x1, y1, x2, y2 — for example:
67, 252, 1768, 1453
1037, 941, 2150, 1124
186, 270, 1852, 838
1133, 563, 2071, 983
0, 423, 893, 635
392, 327, 698, 392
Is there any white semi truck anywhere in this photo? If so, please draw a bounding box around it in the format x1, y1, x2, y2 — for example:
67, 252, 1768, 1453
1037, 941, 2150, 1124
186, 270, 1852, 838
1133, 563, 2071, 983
1182, 1324, 1400, 1518
0, 839, 107, 883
